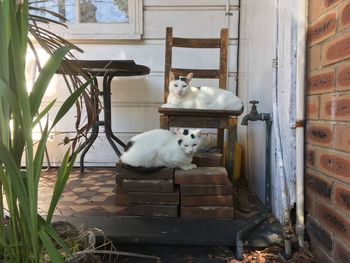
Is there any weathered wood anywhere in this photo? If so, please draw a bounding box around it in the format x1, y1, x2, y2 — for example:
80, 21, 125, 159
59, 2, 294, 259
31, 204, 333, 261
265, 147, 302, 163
181, 195, 233, 206
192, 152, 223, 167
158, 108, 242, 117
128, 192, 179, 205
171, 68, 219, 79
180, 185, 233, 196
172, 37, 221, 48
167, 116, 230, 129
175, 167, 230, 185
225, 117, 237, 181
164, 27, 173, 101
128, 204, 178, 217
159, 115, 170, 129
219, 28, 228, 90
123, 179, 174, 193
181, 206, 234, 219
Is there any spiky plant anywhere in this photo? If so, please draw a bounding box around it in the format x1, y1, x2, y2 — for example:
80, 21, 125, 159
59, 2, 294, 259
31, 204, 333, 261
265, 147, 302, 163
0, 0, 92, 261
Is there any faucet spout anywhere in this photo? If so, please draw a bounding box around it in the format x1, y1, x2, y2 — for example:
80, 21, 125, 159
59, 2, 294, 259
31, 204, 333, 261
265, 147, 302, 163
241, 100, 271, 126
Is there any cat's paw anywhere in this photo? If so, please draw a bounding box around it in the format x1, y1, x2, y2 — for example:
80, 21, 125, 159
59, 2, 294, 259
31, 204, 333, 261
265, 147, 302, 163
180, 163, 197, 170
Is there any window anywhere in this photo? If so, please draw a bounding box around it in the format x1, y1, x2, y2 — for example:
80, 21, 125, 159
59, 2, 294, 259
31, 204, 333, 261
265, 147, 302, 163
31, 0, 143, 40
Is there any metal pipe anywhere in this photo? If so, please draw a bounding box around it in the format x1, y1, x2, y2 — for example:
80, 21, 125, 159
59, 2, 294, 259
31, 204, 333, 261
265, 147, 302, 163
295, 0, 307, 248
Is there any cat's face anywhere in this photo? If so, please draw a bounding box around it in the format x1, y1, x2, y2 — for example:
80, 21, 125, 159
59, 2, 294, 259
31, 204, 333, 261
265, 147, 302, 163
169, 71, 193, 97
176, 128, 202, 154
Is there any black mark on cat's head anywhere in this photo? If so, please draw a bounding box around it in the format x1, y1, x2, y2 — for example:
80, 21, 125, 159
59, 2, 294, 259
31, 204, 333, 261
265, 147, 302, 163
175, 76, 189, 83
178, 139, 183, 145
183, 129, 189, 135
124, 141, 134, 152
191, 134, 195, 139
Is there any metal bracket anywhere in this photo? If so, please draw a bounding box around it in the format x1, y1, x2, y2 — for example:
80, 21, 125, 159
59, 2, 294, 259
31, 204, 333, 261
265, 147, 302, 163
225, 12, 233, 16
272, 58, 278, 68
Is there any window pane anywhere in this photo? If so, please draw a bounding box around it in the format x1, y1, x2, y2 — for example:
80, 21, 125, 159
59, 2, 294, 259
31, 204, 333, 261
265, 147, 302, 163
80, 0, 128, 23
30, 0, 76, 23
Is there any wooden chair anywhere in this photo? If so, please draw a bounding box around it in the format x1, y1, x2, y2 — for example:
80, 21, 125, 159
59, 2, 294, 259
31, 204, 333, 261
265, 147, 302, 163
159, 27, 243, 178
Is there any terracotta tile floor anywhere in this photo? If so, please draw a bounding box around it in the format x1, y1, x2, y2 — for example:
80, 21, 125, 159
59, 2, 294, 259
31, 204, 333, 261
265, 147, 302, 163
38, 167, 128, 217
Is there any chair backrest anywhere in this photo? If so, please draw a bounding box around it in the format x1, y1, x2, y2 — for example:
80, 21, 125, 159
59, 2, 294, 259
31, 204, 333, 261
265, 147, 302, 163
163, 27, 228, 102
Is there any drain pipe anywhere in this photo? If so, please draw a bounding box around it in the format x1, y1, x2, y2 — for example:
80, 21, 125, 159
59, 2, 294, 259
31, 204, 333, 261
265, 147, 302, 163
295, 0, 307, 248
236, 101, 272, 260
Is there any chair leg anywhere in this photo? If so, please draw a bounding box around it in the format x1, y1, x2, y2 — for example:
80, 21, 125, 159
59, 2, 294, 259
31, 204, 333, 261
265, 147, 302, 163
217, 128, 224, 153
226, 118, 237, 181
160, 115, 170, 129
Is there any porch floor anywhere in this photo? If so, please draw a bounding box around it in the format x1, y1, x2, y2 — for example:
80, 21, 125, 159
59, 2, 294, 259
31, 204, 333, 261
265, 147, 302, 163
38, 167, 283, 249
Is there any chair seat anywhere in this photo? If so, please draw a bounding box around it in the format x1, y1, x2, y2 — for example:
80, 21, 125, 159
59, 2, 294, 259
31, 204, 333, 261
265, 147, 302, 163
158, 107, 243, 117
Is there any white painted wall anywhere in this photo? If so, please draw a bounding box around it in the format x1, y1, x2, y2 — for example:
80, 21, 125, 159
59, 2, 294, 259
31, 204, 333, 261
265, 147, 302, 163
238, 0, 297, 223
33, 0, 240, 166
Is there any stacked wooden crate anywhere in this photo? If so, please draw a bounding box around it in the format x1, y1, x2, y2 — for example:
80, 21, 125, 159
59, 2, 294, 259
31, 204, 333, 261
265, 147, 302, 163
116, 166, 179, 217
175, 167, 234, 219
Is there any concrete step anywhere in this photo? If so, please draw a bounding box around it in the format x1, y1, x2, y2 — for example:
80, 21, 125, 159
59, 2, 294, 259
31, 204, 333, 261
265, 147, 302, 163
181, 206, 234, 219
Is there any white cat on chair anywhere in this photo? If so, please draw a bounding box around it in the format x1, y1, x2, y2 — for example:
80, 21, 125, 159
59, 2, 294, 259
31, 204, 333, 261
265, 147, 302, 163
162, 71, 244, 111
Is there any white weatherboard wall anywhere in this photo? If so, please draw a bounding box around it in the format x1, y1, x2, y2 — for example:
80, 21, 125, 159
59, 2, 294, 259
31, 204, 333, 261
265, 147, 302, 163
36, 0, 240, 167
238, 0, 297, 223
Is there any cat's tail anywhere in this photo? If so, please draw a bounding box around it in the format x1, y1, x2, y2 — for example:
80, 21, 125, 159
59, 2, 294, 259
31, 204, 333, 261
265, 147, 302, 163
117, 161, 165, 174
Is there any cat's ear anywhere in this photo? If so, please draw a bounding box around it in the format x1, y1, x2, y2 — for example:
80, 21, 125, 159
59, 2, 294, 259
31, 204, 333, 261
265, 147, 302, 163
194, 129, 202, 137
186, 72, 193, 82
169, 71, 175, 81
175, 128, 183, 135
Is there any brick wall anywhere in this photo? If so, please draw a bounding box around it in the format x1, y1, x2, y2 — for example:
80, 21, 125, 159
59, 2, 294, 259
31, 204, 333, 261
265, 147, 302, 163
306, 0, 350, 261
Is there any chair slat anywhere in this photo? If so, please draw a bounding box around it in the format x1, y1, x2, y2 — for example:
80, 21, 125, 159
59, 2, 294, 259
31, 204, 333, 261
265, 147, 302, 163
172, 37, 221, 48
171, 68, 219, 79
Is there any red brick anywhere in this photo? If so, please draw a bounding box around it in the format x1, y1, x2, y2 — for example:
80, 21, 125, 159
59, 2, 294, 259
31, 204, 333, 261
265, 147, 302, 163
323, 0, 343, 9
335, 123, 350, 152
127, 204, 178, 217
305, 190, 316, 215
316, 202, 350, 243
307, 69, 335, 94
127, 191, 179, 204
318, 151, 350, 182
322, 31, 350, 65
334, 239, 350, 263
334, 183, 350, 214
123, 179, 174, 193
181, 206, 233, 219
306, 95, 320, 120
116, 184, 125, 194
308, 12, 337, 46
308, 44, 322, 71
309, 0, 323, 23
339, 1, 350, 31
120, 167, 174, 180
336, 63, 350, 91
320, 93, 350, 121
306, 122, 334, 147
306, 214, 334, 253
181, 195, 233, 206
306, 144, 318, 168
305, 170, 333, 200
192, 153, 222, 167
175, 167, 230, 185
180, 185, 233, 196
115, 194, 128, 205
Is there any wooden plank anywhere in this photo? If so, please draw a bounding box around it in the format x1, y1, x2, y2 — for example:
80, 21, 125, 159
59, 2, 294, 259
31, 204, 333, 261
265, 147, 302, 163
181, 206, 234, 219
192, 152, 223, 167
123, 179, 174, 193
181, 195, 233, 206
164, 27, 173, 101
158, 108, 242, 117
219, 28, 228, 90
180, 185, 233, 196
128, 192, 179, 205
120, 167, 174, 180
171, 68, 219, 79
128, 204, 178, 217
172, 37, 220, 48
168, 116, 230, 129
225, 117, 237, 180
175, 167, 230, 185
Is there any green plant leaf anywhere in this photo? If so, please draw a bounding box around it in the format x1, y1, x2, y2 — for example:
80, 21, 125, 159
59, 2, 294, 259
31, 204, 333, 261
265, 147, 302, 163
29, 46, 72, 118
0, 78, 23, 124
50, 78, 92, 129
38, 227, 64, 263
32, 99, 56, 127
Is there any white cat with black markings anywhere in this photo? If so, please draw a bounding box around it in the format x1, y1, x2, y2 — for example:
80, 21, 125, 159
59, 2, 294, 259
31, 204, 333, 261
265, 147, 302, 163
162, 71, 244, 111
120, 128, 202, 171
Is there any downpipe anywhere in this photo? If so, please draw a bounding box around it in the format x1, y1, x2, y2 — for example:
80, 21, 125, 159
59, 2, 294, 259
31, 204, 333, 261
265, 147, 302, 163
295, 0, 307, 248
